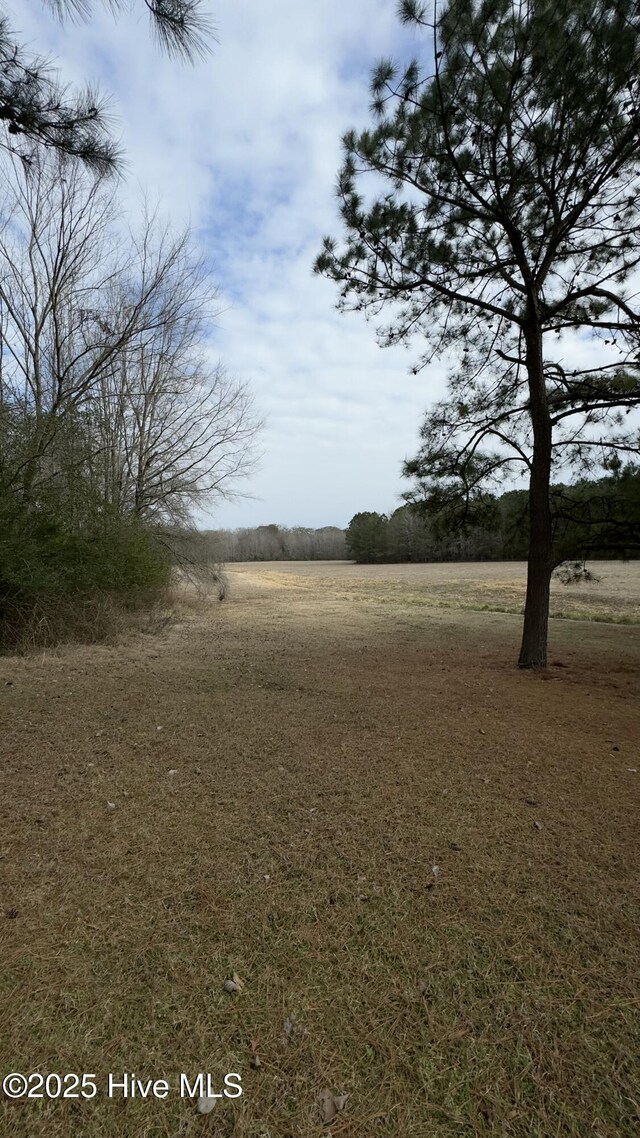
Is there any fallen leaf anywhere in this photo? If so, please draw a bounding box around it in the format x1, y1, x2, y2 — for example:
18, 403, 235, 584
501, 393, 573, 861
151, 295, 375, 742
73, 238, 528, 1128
319, 1090, 336, 1125
318, 1089, 347, 1125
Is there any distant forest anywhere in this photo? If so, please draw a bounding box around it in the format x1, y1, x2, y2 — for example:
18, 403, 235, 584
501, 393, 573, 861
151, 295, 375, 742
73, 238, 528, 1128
203, 524, 347, 562
207, 466, 640, 565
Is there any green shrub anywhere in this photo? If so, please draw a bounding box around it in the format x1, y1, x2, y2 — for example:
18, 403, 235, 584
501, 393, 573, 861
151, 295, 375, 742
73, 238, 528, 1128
0, 495, 172, 652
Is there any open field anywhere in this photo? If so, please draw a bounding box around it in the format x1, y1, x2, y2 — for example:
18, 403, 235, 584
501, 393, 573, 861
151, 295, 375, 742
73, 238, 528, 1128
235, 558, 640, 624
1, 560, 639, 1137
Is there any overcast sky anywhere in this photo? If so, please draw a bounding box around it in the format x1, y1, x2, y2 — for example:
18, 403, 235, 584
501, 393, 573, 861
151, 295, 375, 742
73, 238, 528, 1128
8, 1, 626, 530
8, 0, 449, 528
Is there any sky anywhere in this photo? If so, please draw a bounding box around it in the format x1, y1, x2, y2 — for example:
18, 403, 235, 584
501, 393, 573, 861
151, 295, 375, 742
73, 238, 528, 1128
6, 1, 634, 530
7, 0, 447, 529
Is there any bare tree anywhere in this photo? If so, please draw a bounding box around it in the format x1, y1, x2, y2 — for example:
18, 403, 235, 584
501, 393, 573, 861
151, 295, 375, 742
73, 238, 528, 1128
95, 333, 260, 525
208, 525, 348, 562
0, 152, 120, 496
0, 150, 260, 525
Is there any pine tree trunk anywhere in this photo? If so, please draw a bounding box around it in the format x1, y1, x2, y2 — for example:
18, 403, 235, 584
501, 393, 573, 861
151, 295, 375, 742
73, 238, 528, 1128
518, 317, 553, 669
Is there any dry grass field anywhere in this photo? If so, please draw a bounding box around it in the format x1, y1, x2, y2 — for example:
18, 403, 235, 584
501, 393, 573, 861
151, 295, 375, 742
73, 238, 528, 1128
1, 560, 639, 1137
247, 558, 640, 623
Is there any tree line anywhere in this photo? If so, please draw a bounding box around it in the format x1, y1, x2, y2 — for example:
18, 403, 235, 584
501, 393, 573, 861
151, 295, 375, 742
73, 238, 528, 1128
196, 463, 640, 567
201, 524, 347, 562
346, 465, 640, 565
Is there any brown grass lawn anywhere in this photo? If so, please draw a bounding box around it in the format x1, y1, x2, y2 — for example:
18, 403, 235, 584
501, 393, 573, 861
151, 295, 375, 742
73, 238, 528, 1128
1, 561, 639, 1138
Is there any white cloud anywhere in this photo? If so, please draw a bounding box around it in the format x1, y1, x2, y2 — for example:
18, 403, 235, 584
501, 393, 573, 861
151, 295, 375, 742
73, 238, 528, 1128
6, 2, 631, 530
7, 0, 435, 528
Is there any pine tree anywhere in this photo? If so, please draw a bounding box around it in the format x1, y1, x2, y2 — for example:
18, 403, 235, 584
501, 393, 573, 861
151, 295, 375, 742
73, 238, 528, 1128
316, 0, 640, 668
0, 1, 214, 172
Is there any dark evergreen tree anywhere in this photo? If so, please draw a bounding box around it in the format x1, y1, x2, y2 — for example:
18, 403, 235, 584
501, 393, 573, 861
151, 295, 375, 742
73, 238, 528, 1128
316, 0, 640, 667
345, 512, 390, 563
551, 463, 640, 562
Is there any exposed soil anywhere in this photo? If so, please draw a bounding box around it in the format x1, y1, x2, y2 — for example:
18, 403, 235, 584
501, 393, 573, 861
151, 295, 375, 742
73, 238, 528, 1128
1, 561, 639, 1137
